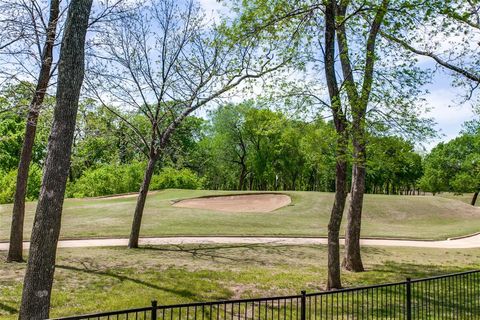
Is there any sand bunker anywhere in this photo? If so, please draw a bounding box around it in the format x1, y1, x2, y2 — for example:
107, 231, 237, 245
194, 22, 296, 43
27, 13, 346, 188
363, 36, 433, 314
172, 194, 291, 213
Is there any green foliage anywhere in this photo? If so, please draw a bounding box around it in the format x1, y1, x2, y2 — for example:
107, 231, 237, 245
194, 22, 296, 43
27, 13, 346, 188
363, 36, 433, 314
150, 167, 204, 190
420, 131, 480, 195
0, 113, 24, 172
0, 82, 54, 173
198, 102, 337, 191
70, 104, 144, 180
0, 83, 34, 172
66, 162, 146, 198
162, 116, 206, 169
0, 164, 42, 204
366, 136, 423, 194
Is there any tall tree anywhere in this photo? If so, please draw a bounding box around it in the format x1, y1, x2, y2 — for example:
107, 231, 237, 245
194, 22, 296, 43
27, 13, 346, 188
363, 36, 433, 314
227, 0, 433, 286
324, 0, 349, 289
88, 0, 289, 248
338, 0, 390, 272
19, 0, 92, 318
7, 0, 60, 263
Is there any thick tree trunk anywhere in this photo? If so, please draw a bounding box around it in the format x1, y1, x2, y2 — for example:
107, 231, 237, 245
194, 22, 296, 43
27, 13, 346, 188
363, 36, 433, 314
343, 142, 366, 272
7, 0, 60, 263
128, 155, 158, 248
472, 192, 479, 206
324, 0, 349, 290
19, 1, 92, 318
327, 156, 348, 289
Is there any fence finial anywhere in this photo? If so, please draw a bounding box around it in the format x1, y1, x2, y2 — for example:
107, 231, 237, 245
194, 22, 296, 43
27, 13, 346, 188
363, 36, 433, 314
151, 300, 158, 320
300, 291, 306, 320
406, 278, 412, 320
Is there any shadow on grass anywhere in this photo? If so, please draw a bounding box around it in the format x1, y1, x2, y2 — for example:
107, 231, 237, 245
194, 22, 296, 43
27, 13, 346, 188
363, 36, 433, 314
140, 243, 293, 265
56, 264, 200, 300
0, 302, 18, 314
371, 261, 474, 279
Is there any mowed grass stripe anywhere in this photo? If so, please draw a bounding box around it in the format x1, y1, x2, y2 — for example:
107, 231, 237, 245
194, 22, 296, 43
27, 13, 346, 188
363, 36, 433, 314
0, 189, 479, 241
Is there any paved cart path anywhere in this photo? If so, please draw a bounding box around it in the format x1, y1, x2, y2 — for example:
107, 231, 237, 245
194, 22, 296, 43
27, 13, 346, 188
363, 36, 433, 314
2, 234, 480, 251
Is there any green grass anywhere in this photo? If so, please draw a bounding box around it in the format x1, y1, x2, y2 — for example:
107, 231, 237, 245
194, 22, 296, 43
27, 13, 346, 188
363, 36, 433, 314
437, 192, 479, 207
1, 244, 479, 319
1, 189, 479, 241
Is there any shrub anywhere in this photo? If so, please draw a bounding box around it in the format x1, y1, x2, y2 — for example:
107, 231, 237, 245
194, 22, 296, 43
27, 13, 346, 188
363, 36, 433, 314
67, 162, 146, 198
0, 163, 43, 204
151, 167, 204, 190
0, 170, 16, 204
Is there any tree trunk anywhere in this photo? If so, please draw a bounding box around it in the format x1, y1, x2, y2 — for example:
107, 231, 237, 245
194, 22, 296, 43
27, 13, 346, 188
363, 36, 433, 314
7, 0, 60, 263
324, 0, 349, 290
472, 191, 479, 206
19, 1, 92, 318
128, 154, 158, 248
343, 142, 366, 272
327, 156, 348, 289
238, 164, 246, 190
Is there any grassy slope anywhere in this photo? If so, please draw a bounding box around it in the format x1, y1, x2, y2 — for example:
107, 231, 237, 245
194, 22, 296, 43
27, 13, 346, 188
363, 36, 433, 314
437, 192, 479, 207
1, 244, 479, 319
1, 189, 480, 241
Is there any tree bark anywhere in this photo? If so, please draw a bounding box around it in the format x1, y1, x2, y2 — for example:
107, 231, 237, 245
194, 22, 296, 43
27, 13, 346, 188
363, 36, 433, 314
472, 191, 479, 206
19, 1, 92, 318
7, 0, 60, 263
128, 154, 158, 248
324, 0, 349, 290
337, 0, 388, 273
343, 141, 366, 272
327, 153, 348, 289
238, 164, 246, 190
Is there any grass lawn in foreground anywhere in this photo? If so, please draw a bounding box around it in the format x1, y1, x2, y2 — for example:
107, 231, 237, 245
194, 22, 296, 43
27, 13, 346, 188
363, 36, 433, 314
1, 189, 479, 241
1, 244, 479, 319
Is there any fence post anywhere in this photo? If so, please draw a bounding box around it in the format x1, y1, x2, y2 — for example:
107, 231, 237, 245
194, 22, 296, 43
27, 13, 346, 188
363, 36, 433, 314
406, 278, 412, 320
300, 290, 306, 320
151, 300, 158, 320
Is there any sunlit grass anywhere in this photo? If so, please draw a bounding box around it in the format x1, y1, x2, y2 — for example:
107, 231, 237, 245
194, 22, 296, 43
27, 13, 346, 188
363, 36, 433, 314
1, 244, 479, 319
1, 189, 479, 241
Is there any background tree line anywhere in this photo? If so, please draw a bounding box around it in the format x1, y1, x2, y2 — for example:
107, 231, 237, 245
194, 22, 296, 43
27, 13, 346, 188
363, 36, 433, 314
2, 87, 477, 204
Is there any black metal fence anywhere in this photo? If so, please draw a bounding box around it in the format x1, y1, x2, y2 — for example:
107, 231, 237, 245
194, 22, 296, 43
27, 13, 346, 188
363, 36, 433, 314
52, 270, 480, 320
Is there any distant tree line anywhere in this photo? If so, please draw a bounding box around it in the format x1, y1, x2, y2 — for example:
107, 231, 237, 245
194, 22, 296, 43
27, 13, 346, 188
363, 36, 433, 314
3, 89, 477, 205
420, 121, 480, 205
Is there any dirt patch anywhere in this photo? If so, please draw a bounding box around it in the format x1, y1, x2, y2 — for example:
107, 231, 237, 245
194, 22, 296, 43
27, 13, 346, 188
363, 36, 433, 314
172, 194, 292, 213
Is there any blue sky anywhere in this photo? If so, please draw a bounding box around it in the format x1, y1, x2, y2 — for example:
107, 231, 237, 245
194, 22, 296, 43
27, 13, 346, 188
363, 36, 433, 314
199, 0, 477, 150
422, 69, 476, 149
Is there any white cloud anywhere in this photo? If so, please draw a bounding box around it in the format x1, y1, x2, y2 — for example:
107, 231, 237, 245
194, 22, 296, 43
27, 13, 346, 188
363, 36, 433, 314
423, 78, 476, 150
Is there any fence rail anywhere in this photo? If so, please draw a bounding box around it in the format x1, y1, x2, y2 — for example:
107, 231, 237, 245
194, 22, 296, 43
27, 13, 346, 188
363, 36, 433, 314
51, 270, 480, 320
